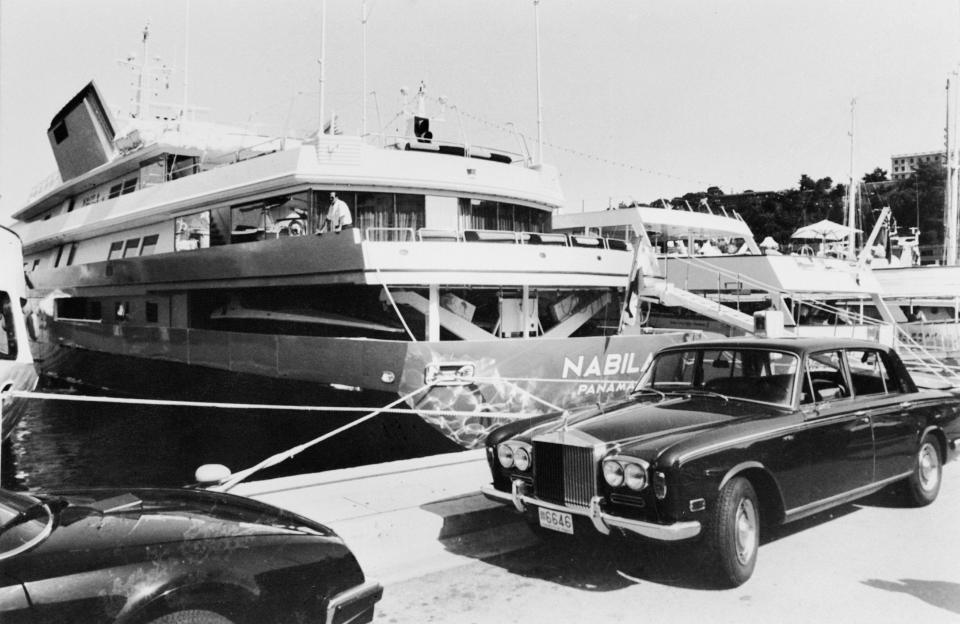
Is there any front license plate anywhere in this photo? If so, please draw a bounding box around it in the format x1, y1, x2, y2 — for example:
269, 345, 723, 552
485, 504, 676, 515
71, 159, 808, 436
538, 507, 574, 534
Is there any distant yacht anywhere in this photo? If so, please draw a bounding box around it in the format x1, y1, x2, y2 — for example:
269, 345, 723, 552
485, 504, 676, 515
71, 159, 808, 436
0, 225, 39, 440
553, 199, 899, 342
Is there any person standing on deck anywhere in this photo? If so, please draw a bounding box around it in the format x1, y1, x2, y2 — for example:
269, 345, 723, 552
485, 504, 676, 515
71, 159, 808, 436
317, 192, 353, 234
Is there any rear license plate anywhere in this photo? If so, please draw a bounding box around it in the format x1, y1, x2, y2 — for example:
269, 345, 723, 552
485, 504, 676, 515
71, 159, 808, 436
538, 507, 574, 534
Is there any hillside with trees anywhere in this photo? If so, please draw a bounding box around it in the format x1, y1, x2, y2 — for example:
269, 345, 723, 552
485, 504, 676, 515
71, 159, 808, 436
658, 162, 945, 256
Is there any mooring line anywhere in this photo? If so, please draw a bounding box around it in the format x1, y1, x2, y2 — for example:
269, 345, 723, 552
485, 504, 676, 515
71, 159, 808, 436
211, 382, 436, 492
2, 389, 540, 420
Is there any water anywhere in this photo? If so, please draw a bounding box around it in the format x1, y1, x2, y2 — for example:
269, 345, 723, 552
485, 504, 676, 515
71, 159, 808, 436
2, 382, 461, 491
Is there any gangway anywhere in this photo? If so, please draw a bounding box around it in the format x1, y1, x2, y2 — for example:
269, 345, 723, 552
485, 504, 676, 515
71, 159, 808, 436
639, 278, 757, 333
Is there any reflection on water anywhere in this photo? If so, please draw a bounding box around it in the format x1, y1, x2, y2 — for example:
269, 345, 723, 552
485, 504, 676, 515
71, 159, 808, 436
2, 387, 460, 491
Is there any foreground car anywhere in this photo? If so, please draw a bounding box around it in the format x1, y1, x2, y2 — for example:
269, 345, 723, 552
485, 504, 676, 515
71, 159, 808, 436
0, 487, 381, 623
482, 337, 960, 586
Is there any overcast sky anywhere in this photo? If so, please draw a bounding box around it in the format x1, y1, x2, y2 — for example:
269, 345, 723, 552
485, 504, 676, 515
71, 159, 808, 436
1, 0, 958, 221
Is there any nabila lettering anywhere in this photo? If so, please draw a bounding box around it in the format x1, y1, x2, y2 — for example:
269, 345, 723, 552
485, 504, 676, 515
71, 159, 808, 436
562, 353, 641, 378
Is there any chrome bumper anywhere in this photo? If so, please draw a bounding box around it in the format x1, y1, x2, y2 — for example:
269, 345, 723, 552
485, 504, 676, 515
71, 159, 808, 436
480, 482, 701, 542
324, 579, 383, 624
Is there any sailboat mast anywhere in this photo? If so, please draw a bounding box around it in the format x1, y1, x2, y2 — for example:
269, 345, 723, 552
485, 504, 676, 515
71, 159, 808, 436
948, 73, 960, 266
847, 98, 857, 259
946, 78, 954, 266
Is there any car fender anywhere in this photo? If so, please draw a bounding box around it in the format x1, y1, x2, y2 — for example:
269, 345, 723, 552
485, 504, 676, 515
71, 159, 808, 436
717, 461, 787, 525
919, 424, 948, 461
122, 577, 259, 624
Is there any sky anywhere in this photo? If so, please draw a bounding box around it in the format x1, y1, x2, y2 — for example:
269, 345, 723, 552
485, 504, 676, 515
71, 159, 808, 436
1, 0, 959, 221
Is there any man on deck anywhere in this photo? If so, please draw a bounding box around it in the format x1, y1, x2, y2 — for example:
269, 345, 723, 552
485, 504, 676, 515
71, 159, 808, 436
317, 192, 353, 234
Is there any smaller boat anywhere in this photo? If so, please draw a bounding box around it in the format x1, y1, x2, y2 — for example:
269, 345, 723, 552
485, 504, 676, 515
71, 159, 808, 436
0, 225, 39, 440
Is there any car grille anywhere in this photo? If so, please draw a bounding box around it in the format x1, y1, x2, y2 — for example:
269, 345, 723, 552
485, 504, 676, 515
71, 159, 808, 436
533, 441, 596, 507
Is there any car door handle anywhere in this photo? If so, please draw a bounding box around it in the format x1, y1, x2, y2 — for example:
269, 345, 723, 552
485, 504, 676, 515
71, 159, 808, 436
782, 434, 795, 442
900, 402, 913, 409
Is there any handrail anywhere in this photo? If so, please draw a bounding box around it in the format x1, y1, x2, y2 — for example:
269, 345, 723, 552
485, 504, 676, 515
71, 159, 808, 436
357, 227, 630, 251
363, 227, 416, 242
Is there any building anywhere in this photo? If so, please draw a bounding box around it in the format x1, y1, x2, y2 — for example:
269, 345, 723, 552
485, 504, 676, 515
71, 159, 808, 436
890, 151, 946, 180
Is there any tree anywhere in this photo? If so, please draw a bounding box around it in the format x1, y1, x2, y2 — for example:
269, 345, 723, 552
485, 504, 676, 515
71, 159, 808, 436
862, 167, 888, 183
798, 174, 816, 191
861, 161, 944, 249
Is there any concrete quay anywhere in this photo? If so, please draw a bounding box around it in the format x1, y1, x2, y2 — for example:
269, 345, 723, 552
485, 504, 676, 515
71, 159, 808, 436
233, 450, 536, 584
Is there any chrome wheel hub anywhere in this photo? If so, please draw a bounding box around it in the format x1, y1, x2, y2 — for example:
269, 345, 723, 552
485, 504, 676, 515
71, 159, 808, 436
918, 443, 940, 492
734, 498, 758, 565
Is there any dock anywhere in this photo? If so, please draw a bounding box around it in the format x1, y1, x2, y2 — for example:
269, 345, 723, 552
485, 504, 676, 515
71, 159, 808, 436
234, 450, 536, 584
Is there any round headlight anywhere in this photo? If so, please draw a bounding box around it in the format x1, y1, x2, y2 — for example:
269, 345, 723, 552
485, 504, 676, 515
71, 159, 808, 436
602, 460, 624, 487
514, 447, 531, 471
497, 444, 515, 469
624, 463, 648, 491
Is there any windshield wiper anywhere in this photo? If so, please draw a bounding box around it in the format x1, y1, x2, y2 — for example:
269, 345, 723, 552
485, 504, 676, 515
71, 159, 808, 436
684, 389, 731, 403
632, 387, 667, 401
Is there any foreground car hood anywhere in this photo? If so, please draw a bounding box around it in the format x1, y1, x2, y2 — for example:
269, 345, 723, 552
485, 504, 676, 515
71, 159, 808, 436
532, 396, 785, 450
21, 487, 336, 562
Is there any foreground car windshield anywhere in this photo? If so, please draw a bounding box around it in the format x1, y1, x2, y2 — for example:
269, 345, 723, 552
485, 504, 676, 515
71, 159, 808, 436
638, 348, 799, 406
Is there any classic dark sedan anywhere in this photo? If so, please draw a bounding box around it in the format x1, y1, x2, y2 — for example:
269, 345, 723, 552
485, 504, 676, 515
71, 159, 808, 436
0, 486, 382, 623
481, 337, 960, 587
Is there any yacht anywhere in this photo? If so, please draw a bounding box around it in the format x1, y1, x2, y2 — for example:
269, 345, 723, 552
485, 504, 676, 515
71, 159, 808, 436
553, 200, 899, 343
871, 225, 960, 362
10, 76, 694, 449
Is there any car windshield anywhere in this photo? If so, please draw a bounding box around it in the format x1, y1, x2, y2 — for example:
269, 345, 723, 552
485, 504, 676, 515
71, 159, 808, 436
637, 348, 799, 406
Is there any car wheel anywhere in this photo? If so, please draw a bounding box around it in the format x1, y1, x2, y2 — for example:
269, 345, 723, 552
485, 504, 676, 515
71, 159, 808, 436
146, 610, 235, 624
705, 476, 759, 588
905, 434, 942, 507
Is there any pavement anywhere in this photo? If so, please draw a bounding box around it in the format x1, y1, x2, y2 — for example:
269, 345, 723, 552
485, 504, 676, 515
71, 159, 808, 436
233, 449, 536, 584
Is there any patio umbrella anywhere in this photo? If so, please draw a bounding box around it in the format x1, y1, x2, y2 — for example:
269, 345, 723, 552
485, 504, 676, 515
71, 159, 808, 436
759, 236, 778, 248
791, 219, 859, 241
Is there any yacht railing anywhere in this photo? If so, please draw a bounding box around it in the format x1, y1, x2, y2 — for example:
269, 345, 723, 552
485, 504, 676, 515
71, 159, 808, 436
656, 254, 960, 382
362, 227, 632, 250
363, 132, 528, 166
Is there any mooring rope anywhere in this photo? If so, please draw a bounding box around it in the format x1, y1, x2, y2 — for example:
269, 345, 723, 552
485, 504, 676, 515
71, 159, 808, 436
210, 382, 436, 492
2, 389, 540, 420
372, 263, 417, 341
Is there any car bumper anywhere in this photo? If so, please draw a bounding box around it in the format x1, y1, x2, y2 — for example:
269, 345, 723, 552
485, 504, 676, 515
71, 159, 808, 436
324, 579, 383, 624
480, 482, 701, 542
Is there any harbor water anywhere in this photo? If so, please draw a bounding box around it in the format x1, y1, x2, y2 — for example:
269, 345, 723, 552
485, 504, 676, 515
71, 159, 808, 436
2, 380, 461, 491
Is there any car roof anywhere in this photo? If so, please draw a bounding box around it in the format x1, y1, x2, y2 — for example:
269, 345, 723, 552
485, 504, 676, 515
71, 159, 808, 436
657, 336, 893, 357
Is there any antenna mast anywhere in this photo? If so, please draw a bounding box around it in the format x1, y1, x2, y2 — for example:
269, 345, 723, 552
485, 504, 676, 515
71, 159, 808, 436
361, 1, 369, 136
319, 0, 327, 134
181, 4, 190, 124
534, 0, 543, 166
137, 23, 151, 119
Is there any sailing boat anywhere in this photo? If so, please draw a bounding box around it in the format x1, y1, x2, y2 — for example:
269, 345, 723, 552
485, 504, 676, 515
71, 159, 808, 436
870, 78, 960, 361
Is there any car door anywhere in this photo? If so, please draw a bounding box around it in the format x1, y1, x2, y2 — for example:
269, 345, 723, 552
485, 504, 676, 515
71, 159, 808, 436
786, 349, 874, 513
846, 347, 917, 482
0, 574, 34, 624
